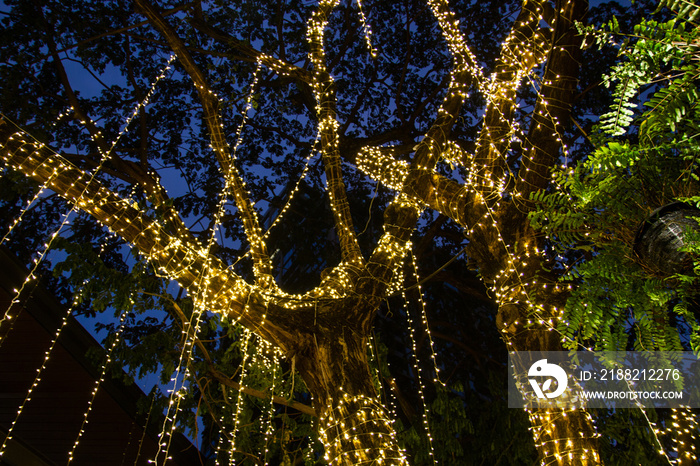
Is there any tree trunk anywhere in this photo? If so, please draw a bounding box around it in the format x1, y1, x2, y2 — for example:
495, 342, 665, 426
498, 294, 601, 465
289, 297, 406, 465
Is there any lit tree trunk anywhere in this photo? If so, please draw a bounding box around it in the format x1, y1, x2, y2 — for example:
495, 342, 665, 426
355, 0, 601, 462
294, 297, 404, 464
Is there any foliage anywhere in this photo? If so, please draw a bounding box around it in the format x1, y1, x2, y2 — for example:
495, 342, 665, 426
532, 2, 700, 354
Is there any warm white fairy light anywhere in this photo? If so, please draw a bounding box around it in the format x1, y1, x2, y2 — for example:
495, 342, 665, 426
0, 279, 89, 459
0, 206, 75, 337
0, 174, 57, 246
262, 347, 280, 465
637, 403, 675, 465
356, 147, 409, 192
370, 331, 400, 431
0, 107, 69, 217
355, 0, 377, 58
653, 406, 699, 464
0, 0, 609, 464
229, 329, 254, 463
213, 387, 229, 466
152, 309, 203, 464
526, 408, 601, 465
400, 285, 436, 462
154, 58, 265, 466
409, 250, 444, 386
138, 391, 158, 464
367, 333, 383, 394
67, 302, 130, 463
0, 53, 175, 335
318, 391, 408, 465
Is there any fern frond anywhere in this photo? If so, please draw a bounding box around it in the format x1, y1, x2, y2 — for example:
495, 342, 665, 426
657, 0, 700, 23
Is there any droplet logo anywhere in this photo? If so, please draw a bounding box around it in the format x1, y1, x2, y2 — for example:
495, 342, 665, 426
528, 359, 568, 399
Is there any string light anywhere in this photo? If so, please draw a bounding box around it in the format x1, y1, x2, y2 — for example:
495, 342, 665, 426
318, 392, 407, 465
355, 0, 377, 58
0, 53, 175, 334
67, 303, 130, 463
154, 58, 264, 466
0, 278, 89, 458
401, 283, 436, 463
229, 329, 253, 463
409, 250, 444, 386
0, 0, 622, 464
262, 348, 280, 465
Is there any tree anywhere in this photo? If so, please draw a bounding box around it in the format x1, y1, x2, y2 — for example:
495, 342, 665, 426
0, 0, 672, 464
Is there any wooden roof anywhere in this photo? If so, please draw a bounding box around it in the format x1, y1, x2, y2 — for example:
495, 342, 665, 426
0, 247, 205, 466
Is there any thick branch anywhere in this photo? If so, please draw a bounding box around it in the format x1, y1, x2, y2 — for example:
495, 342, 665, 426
134, 0, 274, 284
362, 0, 478, 290
166, 298, 317, 417
308, 0, 364, 264
0, 120, 302, 349
514, 0, 587, 202
473, 0, 552, 195
38, 5, 195, 252
209, 368, 317, 417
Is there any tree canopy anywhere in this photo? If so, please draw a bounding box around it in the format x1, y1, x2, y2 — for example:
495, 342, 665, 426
0, 0, 698, 464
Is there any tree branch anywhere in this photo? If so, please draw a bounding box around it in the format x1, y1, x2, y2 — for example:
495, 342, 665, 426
165, 297, 317, 417
36, 3, 193, 250
473, 0, 552, 190
514, 0, 587, 204
134, 0, 275, 285
187, 5, 314, 84
307, 0, 364, 264
0, 119, 305, 350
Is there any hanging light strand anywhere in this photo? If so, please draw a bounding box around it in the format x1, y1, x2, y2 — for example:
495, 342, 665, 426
401, 284, 436, 463
0, 278, 90, 459
67, 303, 130, 463
153, 58, 263, 466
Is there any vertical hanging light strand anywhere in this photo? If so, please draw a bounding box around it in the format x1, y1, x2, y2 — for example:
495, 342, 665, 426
409, 250, 444, 386
0, 279, 89, 459
400, 285, 436, 463
152, 313, 200, 465
355, 0, 377, 58
229, 328, 254, 464
134, 389, 158, 466
67, 304, 130, 464
152, 59, 263, 465
263, 349, 280, 466
213, 417, 227, 466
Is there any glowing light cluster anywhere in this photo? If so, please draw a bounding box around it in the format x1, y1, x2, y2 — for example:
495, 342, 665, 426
0, 0, 614, 464
356, 147, 409, 191
318, 392, 407, 465
527, 409, 601, 465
